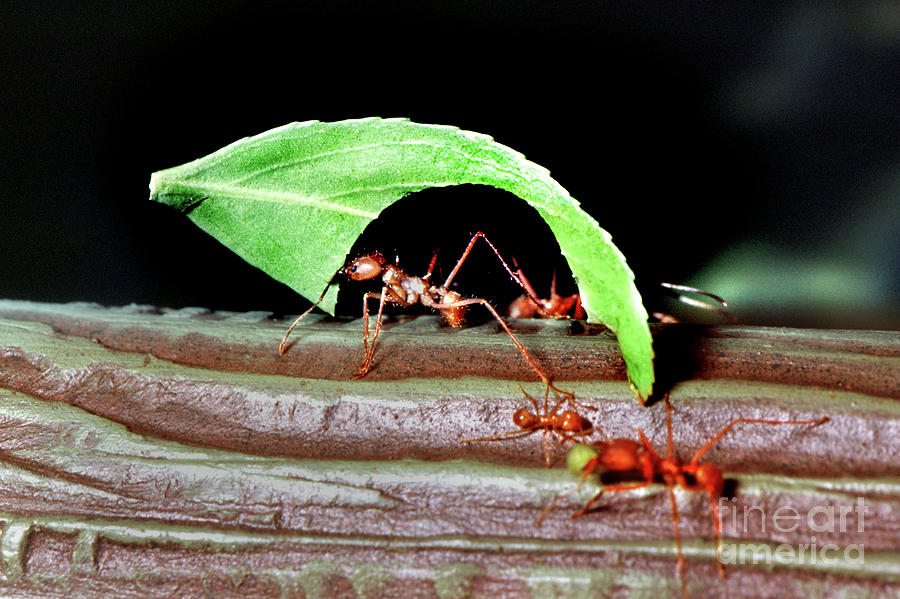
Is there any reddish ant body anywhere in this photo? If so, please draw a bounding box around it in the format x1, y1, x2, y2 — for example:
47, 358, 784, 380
459, 385, 596, 467
280, 232, 573, 399
568, 396, 828, 598
507, 267, 586, 320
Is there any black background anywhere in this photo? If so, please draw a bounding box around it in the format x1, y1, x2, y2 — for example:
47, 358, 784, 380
2, 2, 897, 327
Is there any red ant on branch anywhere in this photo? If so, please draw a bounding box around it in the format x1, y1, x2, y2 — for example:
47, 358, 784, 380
507, 264, 586, 320
567, 395, 828, 599
459, 384, 596, 467
280, 232, 574, 400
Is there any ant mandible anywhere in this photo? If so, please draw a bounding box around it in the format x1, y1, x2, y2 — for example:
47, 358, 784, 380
459, 384, 596, 467
279, 231, 574, 400
568, 395, 828, 599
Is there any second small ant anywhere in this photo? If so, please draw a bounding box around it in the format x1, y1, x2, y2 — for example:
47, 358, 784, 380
506, 264, 586, 320
459, 384, 596, 467
280, 232, 574, 400
567, 395, 828, 599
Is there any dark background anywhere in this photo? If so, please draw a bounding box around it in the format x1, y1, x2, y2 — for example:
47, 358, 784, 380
2, 2, 897, 328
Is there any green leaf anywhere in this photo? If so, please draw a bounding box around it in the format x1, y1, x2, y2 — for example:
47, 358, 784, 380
149, 118, 653, 400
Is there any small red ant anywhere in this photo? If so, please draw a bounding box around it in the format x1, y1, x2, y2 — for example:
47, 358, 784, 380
279, 232, 573, 399
459, 384, 596, 467
507, 265, 586, 320
568, 395, 828, 598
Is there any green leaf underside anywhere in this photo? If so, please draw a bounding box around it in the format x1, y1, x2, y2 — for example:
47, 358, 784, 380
149, 118, 653, 399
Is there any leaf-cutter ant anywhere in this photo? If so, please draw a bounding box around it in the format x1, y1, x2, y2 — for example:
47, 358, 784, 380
280, 232, 574, 400
567, 395, 827, 598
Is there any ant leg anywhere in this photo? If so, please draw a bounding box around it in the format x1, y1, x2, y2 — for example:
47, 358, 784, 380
636, 429, 663, 462
541, 429, 553, 468
360, 291, 383, 354
526, 381, 594, 420
665, 394, 676, 459
440, 232, 545, 307
666, 484, 689, 599
708, 491, 726, 579
442, 232, 511, 288
688, 416, 829, 466
517, 383, 544, 414
571, 490, 606, 519
355, 290, 388, 378
458, 428, 539, 444
556, 427, 599, 446
536, 493, 562, 527
571, 480, 655, 518
432, 296, 575, 403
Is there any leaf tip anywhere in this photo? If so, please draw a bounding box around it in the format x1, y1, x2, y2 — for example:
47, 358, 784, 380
148, 171, 161, 198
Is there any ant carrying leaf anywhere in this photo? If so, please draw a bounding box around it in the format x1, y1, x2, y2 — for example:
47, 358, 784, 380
566, 395, 828, 599
280, 232, 575, 401
150, 118, 656, 402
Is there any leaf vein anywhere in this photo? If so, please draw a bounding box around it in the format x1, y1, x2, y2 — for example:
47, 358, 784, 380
228, 140, 467, 185
164, 180, 382, 219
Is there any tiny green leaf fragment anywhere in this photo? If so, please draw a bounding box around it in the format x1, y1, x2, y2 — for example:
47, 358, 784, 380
567, 443, 600, 476
149, 118, 654, 399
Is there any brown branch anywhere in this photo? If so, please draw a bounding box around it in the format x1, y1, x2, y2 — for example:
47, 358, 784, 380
0, 300, 897, 598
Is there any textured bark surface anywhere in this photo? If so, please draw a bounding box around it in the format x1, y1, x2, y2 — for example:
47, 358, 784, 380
0, 299, 897, 598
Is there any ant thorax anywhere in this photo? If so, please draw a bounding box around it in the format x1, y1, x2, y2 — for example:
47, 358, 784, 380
379, 264, 403, 286
399, 273, 428, 305
374, 264, 426, 306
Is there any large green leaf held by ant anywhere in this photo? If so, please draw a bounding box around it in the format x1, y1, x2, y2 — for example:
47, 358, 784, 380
149, 118, 654, 400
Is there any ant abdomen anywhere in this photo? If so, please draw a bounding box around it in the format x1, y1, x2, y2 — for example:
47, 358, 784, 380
439, 290, 466, 327
559, 410, 589, 433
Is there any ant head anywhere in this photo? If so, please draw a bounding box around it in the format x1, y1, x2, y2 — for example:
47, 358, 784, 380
343, 253, 385, 281
512, 408, 536, 428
